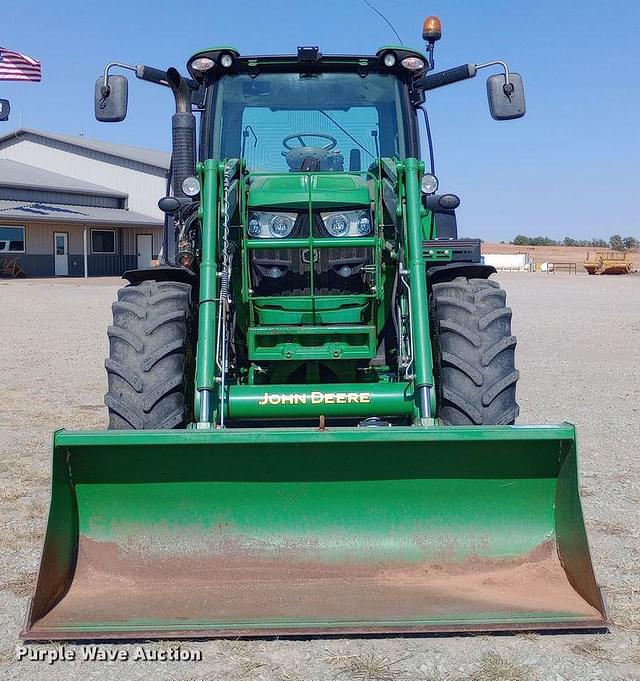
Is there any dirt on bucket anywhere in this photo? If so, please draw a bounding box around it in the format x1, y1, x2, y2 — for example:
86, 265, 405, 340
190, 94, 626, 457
28, 535, 602, 637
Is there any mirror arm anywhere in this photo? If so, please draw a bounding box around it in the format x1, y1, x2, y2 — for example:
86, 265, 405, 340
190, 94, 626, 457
101, 62, 197, 100
101, 62, 137, 97
475, 60, 514, 95
415, 64, 477, 91
416, 59, 515, 96
135, 64, 170, 86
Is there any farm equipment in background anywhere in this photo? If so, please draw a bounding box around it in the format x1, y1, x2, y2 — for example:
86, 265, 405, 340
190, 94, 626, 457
23, 16, 606, 640
584, 251, 632, 275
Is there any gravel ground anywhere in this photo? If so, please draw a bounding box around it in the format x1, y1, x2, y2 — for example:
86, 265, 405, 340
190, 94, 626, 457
1, 272, 639, 681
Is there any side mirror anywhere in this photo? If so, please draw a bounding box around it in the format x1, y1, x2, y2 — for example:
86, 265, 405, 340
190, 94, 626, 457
95, 75, 128, 122
486, 73, 525, 120
0, 99, 10, 122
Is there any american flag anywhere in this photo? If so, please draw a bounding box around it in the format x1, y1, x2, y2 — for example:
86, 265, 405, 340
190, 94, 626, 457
0, 47, 41, 82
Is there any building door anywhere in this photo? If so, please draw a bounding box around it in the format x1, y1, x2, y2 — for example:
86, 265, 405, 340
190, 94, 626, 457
54, 232, 68, 276
137, 234, 153, 269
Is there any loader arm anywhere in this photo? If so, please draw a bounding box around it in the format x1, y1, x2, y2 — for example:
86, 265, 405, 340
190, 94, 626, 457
192, 157, 433, 427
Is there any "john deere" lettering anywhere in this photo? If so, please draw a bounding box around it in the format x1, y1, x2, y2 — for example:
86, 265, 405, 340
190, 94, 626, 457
257, 391, 371, 406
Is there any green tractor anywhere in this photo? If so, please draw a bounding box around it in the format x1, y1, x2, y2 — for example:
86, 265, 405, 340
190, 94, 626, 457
23, 17, 606, 639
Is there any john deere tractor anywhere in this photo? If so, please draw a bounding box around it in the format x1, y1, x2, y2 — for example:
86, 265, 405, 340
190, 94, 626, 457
23, 17, 606, 639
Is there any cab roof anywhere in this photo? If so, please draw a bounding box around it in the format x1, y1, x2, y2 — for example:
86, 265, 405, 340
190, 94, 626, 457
186, 46, 428, 83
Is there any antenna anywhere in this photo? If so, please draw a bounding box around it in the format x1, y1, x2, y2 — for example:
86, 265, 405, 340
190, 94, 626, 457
363, 0, 404, 46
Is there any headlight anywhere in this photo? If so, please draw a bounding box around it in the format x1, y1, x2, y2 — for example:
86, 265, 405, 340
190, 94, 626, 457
248, 216, 261, 237
401, 56, 425, 71
246, 211, 296, 238
321, 210, 373, 237
420, 173, 439, 195
182, 176, 201, 197
326, 214, 349, 237
220, 53, 234, 68
357, 215, 372, 235
190, 56, 215, 72
383, 52, 397, 68
270, 214, 294, 237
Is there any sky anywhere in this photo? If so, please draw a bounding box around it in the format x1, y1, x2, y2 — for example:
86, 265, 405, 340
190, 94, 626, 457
2, 0, 639, 242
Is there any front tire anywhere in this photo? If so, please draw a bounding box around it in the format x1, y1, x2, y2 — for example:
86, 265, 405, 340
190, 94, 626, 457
430, 277, 519, 425
104, 280, 192, 430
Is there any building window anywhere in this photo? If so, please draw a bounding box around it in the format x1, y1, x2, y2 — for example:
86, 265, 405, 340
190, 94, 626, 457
0, 225, 25, 253
91, 229, 116, 254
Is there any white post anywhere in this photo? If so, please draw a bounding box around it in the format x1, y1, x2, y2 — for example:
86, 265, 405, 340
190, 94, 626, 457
83, 227, 88, 279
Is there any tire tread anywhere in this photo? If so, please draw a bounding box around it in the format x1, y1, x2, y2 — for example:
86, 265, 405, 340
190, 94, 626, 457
431, 277, 519, 426
105, 280, 191, 430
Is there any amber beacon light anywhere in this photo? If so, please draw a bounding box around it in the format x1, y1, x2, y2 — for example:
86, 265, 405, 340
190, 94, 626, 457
422, 16, 442, 42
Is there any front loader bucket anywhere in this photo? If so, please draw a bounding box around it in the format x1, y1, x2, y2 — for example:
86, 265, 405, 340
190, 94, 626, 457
23, 424, 606, 640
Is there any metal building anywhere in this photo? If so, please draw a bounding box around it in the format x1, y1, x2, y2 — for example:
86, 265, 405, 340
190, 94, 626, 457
0, 128, 168, 277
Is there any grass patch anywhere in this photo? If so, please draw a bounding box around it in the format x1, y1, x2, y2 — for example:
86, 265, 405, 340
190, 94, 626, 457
411, 671, 449, 681
571, 640, 611, 662
467, 653, 533, 681
279, 671, 307, 681
1, 571, 36, 597
1, 527, 43, 552
215, 641, 274, 679
515, 632, 539, 642
614, 603, 640, 630
0, 527, 40, 553
603, 584, 635, 602
590, 519, 627, 537
325, 650, 414, 681
0, 488, 24, 502
24, 499, 48, 521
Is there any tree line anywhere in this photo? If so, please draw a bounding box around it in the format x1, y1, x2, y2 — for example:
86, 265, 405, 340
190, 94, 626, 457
507, 234, 639, 251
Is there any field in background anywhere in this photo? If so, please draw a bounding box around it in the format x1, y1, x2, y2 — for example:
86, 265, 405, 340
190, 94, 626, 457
482, 243, 640, 268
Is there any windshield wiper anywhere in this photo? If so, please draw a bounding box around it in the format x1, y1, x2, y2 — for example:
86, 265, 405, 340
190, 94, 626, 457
318, 110, 376, 160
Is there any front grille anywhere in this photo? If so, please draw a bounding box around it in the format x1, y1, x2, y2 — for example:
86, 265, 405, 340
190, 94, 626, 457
250, 245, 372, 295
248, 211, 374, 295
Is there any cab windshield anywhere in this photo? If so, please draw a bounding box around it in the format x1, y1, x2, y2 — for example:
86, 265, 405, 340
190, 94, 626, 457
208, 71, 408, 172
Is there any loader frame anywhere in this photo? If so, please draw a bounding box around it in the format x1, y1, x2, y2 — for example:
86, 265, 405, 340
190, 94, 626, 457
193, 155, 438, 426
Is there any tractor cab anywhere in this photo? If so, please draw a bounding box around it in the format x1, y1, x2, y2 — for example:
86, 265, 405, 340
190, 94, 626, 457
193, 47, 419, 173
185, 47, 433, 374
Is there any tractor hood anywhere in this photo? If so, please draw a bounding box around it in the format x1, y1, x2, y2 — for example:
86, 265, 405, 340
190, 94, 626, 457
248, 173, 371, 210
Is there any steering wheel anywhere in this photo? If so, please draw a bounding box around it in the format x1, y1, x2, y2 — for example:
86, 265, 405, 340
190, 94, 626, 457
282, 133, 337, 151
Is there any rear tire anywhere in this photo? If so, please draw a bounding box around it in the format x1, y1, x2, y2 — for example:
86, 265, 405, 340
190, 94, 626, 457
104, 280, 192, 430
430, 277, 519, 425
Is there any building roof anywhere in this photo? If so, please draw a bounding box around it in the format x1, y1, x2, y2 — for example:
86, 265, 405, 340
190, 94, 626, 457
0, 128, 170, 170
0, 159, 127, 198
0, 200, 162, 226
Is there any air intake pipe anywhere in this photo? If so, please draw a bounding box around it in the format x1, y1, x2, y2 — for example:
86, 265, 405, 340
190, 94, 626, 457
166, 67, 196, 199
